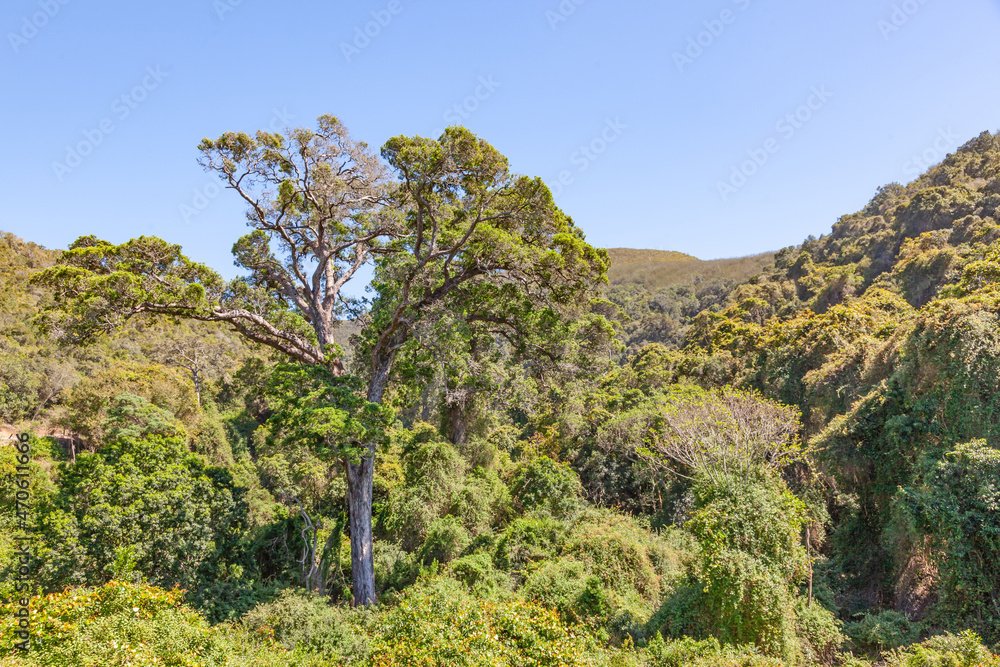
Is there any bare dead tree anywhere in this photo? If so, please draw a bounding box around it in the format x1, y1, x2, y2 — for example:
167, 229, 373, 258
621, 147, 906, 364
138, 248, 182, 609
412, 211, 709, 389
281, 491, 339, 595
601, 386, 803, 486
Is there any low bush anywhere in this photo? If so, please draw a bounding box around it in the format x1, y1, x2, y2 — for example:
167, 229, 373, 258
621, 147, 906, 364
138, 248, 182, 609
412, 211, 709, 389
448, 552, 510, 597
794, 599, 844, 666
493, 516, 567, 573
374, 540, 419, 596
510, 456, 583, 517
844, 609, 920, 655
563, 513, 669, 605
657, 477, 810, 663
241, 588, 368, 663
883, 630, 1000, 667
417, 515, 471, 566
367, 578, 616, 666
520, 557, 605, 624
0, 581, 324, 666
641, 633, 784, 667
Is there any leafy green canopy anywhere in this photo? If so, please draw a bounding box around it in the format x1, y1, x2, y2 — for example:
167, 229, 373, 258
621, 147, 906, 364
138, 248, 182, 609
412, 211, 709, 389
32, 234, 326, 364
262, 363, 393, 463
36, 395, 247, 597
31, 119, 610, 406
358, 126, 611, 402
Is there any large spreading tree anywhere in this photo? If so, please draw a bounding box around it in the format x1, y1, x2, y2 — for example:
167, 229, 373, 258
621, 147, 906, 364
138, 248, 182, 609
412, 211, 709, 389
33, 116, 609, 605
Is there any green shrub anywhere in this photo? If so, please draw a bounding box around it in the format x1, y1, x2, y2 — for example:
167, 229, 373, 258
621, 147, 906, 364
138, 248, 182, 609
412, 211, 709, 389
844, 609, 920, 655
658, 477, 811, 662
794, 599, 844, 666
193, 399, 237, 466
35, 396, 250, 597
645, 581, 705, 641
367, 578, 615, 666
883, 630, 1000, 667
0, 349, 41, 423
241, 588, 368, 663
452, 466, 512, 536
459, 436, 501, 471
399, 424, 466, 489
641, 633, 784, 667
520, 557, 602, 623
691, 548, 800, 662
686, 478, 809, 581
417, 515, 471, 566
383, 425, 468, 549
0, 435, 56, 599
374, 540, 419, 596
448, 552, 510, 597
0, 581, 323, 666
493, 516, 567, 573
510, 456, 582, 517
900, 440, 1000, 642
563, 514, 668, 605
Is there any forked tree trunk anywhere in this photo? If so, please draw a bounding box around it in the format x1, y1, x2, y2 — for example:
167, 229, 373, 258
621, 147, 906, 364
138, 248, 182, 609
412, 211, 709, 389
346, 453, 376, 606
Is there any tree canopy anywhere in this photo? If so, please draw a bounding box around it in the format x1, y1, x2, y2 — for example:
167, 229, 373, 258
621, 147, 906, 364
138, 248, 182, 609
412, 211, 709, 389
31, 117, 611, 606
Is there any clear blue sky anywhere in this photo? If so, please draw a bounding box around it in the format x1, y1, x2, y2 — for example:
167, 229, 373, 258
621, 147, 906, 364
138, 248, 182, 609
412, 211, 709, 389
2, 0, 999, 284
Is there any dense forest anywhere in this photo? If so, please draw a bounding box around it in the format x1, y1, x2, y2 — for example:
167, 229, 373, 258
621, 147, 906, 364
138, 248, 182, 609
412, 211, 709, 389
1, 122, 1000, 666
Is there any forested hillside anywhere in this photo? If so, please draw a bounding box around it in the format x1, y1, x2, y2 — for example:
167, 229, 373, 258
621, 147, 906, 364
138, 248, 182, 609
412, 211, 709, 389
663, 129, 1000, 645
605, 247, 775, 354
2, 125, 1000, 666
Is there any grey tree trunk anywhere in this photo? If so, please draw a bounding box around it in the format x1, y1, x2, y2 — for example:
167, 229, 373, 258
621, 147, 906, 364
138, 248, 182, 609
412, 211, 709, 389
446, 401, 469, 445
343, 355, 394, 606
346, 454, 376, 606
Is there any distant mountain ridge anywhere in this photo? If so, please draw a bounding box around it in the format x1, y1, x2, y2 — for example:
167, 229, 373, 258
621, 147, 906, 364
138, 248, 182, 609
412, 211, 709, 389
603, 246, 776, 354
606, 247, 775, 289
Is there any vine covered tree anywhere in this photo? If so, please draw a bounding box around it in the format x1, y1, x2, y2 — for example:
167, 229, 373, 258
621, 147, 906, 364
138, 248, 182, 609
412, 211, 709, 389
33, 117, 609, 605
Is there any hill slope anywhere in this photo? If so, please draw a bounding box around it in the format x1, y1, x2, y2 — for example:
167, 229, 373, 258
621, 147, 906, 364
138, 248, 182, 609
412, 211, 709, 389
652, 129, 1000, 633
607, 247, 774, 288
605, 247, 775, 354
